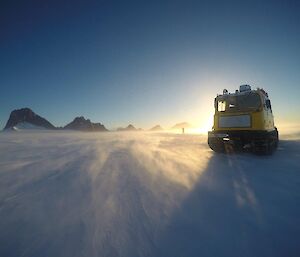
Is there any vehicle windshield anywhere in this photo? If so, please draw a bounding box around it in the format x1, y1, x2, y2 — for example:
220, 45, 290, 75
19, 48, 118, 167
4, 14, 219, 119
217, 92, 261, 112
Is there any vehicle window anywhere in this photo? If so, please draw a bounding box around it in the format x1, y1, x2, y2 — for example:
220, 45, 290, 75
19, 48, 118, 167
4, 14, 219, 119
216, 92, 261, 112
266, 99, 272, 110
237, 93, 261, 110
218, 101, 226, 112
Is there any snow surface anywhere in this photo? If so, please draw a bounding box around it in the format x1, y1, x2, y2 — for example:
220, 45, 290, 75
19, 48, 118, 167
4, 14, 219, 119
0, 131, 299, 257
5, 121, 47, 131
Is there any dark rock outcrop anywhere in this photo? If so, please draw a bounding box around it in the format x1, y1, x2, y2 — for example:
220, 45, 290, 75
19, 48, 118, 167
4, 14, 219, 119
117, 124, 137, 131
4, 108, 56, 130
150, 125, 163, 131
64, 116, 108, 131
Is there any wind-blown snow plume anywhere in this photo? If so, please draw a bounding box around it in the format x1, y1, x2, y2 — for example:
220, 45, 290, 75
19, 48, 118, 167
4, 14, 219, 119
0, 131, 299, 257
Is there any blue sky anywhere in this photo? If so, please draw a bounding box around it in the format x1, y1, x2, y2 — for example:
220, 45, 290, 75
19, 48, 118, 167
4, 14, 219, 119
1, 0, 299, 129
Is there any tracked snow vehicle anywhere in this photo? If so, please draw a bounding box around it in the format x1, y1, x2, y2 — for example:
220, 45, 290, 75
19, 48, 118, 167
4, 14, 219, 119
208, 85, 278, 154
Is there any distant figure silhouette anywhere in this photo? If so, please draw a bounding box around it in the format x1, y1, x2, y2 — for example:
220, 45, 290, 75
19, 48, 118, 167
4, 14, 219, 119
182, 127, 185, 134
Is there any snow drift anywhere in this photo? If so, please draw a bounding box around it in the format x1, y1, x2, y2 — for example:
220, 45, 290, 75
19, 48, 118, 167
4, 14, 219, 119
0, 131, 299, 257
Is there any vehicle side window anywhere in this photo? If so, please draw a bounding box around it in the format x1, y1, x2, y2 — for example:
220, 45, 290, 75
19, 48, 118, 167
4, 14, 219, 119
266, 99, 272, 111
266, 99, 272, 110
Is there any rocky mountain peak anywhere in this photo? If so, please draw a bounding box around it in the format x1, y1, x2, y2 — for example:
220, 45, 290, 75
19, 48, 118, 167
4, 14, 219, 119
4, 108, 55, 130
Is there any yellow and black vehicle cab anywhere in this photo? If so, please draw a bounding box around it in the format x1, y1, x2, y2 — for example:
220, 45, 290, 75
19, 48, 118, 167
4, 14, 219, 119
208, 85, 278, 154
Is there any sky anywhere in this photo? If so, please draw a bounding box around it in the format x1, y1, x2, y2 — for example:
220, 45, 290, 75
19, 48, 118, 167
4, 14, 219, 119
0, 0, 300, 130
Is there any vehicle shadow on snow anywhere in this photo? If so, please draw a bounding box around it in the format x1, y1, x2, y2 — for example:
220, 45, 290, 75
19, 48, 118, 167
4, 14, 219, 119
154, 139, 300, 257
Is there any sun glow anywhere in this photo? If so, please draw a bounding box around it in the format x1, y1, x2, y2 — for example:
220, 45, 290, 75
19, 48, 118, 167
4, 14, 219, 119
187, 114, 214, 134
187, 126, 211, 135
